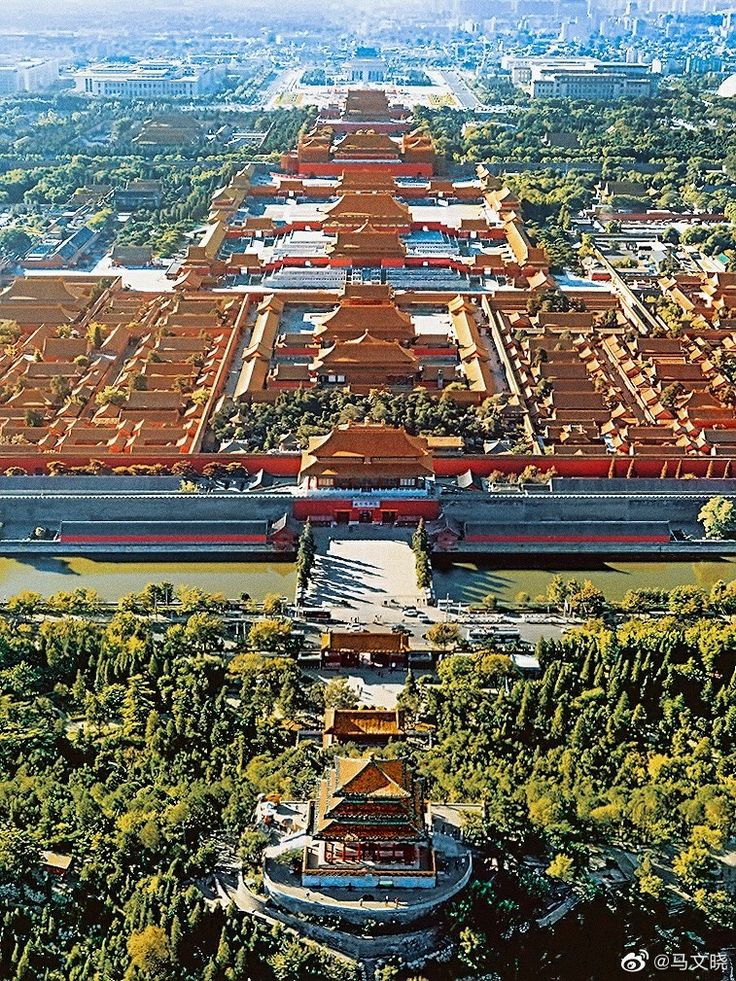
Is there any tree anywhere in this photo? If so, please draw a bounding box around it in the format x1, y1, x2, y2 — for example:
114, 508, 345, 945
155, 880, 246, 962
239, 829, 269, 872
127, 925, 171, 977
0, 826, 40, 896
412, 518, 432, 589
458, 926, 492, 972
323, 677, 358, 709
296, 519, 316, 591
426, 621, 461, 651
567, 580, 606, 618
0, 227, 31, 257
691, 888, 736, 929
699, 496, 735, 540
268, 940, 312, 981
635, 853, 664, 899
668, 585, 707, 617
183, 612, 225, 652
6, 591, 44, 616
248, 618, 293, 655
262, 592, 285, 615
175, 586, 225, 613
546, 853, 576, 883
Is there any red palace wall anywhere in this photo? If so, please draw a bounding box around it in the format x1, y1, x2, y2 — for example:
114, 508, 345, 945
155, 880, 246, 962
432, 456, 735, 479
0, 452, 733, 480
465, 531, 671, 545
61, 532, 268, 545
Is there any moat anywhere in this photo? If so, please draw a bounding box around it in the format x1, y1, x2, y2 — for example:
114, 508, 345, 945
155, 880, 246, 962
0, 556, 296, 601
432, 555, 736, 604
2, 552, 735, 604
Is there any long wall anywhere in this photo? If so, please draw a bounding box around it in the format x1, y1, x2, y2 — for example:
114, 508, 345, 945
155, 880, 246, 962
0, 452, 734, 479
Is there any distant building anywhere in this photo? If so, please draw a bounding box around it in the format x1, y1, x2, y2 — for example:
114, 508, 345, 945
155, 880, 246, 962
685, 55, 723, 75
717, 73, 736, 98
503, 55, 656, 100
0, 59, 59, 94
544, 131, 581, 150
23, 225, 99, 270
114, 180, 163, 211
347, 48, 386, 83
133, 113, 204, 148
530, 63, 655, 100
75, 61, 223, 99
111, 244, 153, 267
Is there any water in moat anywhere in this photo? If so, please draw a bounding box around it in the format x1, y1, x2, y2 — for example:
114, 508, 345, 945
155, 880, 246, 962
0, 557, 296, 602
432, 556, 736, 604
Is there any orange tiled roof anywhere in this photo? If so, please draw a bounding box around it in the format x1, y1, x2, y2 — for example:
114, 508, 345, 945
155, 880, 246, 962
324, 708, 405, 739
313, 332, 418, 370
338, 169, 399, 192
329, 223, 406, 259
321, 630, 411, 654
324, 192, 411, 228
312, 756, 427, 842
333, 130, 401, 160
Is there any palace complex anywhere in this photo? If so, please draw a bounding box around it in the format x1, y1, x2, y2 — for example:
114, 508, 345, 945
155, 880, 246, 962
0, 88, 733, 477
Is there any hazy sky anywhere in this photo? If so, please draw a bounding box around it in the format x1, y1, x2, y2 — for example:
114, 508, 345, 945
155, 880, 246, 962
0, 0, 332, 30
0, 0, 456, 40
0, 0, 409, 24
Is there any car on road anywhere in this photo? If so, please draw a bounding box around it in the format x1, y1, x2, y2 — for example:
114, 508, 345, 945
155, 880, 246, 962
391, 624, 410, 634
402, 607, 419, 617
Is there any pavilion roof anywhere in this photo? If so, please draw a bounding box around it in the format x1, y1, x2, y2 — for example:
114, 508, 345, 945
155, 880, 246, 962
321, 630, 411, 654
329, 223, 406, 259
324, 192, 411, 226
312, 332, 418, 369
344, 89, 392, 117
338, 169, 399, 192
333, 130, 400, 158
324, 708, 405, 739
303, 422, 431, 463
313, 757, 427, 841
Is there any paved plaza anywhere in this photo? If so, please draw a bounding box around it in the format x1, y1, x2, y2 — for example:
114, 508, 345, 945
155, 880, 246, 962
307, 529, 425, 613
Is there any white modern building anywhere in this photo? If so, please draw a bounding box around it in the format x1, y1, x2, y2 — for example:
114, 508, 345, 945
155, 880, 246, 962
0, 59, 59, 95
502, 55, 656, 100
75, 61, 224, 99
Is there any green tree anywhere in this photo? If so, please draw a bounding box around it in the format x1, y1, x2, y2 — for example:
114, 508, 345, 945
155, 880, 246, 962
699, 496, 735, 540
546, 853, 576, 883
248, 618, 293, 655
127, 925, 171, 977
324, 677, 359, 709
426, 621, 461, 651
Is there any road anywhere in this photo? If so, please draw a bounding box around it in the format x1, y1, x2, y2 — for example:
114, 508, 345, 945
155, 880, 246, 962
262, 67, 305, 110
433, 68, 483, 110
